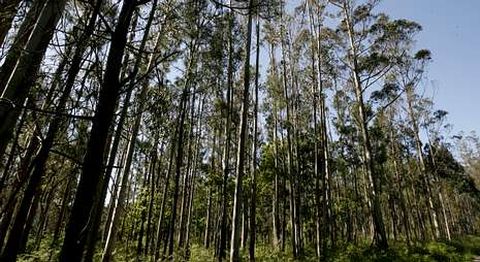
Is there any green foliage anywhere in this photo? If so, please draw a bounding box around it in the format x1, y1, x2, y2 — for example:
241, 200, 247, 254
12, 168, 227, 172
190, 244, 215, 262
330, 238, 480, 262
187, 237, 480, 262
15, 236, 480, 261
16, 235, 59, 262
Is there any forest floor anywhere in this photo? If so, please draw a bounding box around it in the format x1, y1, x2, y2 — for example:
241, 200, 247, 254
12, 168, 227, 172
16, 235, 480, 261
187, 235, 480, 262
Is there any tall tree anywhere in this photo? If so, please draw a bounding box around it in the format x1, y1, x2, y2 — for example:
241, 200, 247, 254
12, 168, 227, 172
229, 0, 254, 261
59, 1, 139, 260
0, 0, 66, 160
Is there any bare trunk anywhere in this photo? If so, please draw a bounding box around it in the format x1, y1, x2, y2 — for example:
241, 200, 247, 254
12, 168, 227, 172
0, 0, 23, 48
0, 0, 47, 93
59, 1, 137, 260
343, 3, 388, 249
248, 14, 260, 262
218, 9, 234, 261
101, 2, 159, 259
229, 1, 253, 260
0, 0, 66, 159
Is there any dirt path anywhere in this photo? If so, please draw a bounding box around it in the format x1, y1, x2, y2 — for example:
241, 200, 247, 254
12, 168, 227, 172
473, 256, 480, 262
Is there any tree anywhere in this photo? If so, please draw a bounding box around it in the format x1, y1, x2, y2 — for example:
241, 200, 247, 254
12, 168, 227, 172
0, 0, 479, 261
0, 0, 67, 160
59, 1, 139, 260
229, 0, 254, 260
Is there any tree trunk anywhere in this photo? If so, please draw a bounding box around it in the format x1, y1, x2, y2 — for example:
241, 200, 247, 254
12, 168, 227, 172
218, 9, 235, 262
343, 3, 388, 249
0, 0, 66, 159
145, 148, 158, 256
178, 91, 197, 249
229, 0, 253, 260
0, 0, 47, 94
0, 0, 23, 48
153, 134, 177, 260
405, 86, 440, 240
204, 188, 213, 248
166, 85, 190, 259
51, 169, 74, 247
249, 14, 260, 262
1, 2, 102, 260
59, 1, 137, 261
101, 1, 159, 259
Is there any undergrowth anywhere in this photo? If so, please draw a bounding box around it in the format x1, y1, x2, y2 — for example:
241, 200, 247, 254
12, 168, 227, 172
16, 235, 480, 261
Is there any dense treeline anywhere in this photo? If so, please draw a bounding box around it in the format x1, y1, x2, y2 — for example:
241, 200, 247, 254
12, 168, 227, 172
0, 0, 479, 261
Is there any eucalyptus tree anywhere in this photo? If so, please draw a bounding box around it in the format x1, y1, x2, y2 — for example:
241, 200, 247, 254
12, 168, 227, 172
229, 0, 255, 259
100, 1, 167, 260
329, 0, 424, 249
59, 1, 144, 261
0, 0, 479, 260
0, 0, 23, 47
0, 0, 67, 162
0, 1, 102, 261
0, 0, 47, 94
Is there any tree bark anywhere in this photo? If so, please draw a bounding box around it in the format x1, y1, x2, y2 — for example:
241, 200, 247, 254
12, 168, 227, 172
59, 1, 137, 261
229, 0, 253, 260
249, 13, 260, 262
0, 0, 66, 159
343, 2, 388, 249
0, 0, 23, 48
218, 8, 234, 262
0, 0, 47, 94
101, 1, 159, 259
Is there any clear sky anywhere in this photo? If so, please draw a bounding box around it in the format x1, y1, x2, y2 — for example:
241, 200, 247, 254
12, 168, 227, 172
377, 0, 480, 136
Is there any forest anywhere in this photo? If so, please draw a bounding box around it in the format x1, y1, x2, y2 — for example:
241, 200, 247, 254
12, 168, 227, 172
0, 0, 479, 261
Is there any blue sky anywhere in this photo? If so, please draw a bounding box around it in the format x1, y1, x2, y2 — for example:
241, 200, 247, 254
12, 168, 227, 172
377, 0, 480, 135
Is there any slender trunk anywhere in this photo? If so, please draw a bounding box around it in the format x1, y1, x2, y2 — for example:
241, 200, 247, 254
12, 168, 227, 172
387, 109, 412, 243
218, 9, 234, 261
153, 135, 177, 260
185, 99, 204, 254
0, 0, 23, 48
136, 163, 151, 256
59, 1, 137, 260
268, 40, 280, 250
178, 92, 197, 248
0, 97, 29, 196
145, 149, 158, 256
241, 195, 248, 249
229, 1, 253, 260
306, 2, 324, 257
405, 86, 440, 239
101, 2, 159, 259
279, 3, 299, 256
0, 0, 66, 159
343, 3, 388, 249
0, 0, 47, 93
204, 188, 213, 248
166, 86, 189, 259
425, 136, 451, 240
51, 170, 74, 247
248, 14, 260, 262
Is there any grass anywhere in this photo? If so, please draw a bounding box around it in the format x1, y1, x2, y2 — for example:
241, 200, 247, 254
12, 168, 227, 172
189, 235, 480, 262
16, 235, 480, 261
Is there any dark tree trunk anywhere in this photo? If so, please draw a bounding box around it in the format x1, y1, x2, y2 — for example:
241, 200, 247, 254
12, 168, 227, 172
0, 0, 66, 159
166, 86, 189, 258
0, 0, 23, 47
59, 1, 137, 261
0, 0, 47, 93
